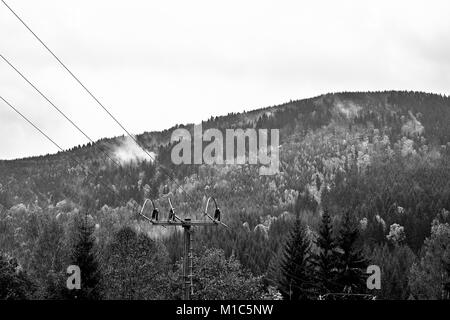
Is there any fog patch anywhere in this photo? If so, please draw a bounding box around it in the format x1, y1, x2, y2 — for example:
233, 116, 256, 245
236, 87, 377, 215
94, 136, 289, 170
113, 135, 155, 165
334, 100, 362, 119
402, 111, 424, 137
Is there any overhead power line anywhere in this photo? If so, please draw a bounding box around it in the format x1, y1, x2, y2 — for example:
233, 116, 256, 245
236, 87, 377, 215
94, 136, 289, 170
0, 95, 65, 152
0, 94, 123, 200
1, 0, 198, 203
0, 53, 122, 168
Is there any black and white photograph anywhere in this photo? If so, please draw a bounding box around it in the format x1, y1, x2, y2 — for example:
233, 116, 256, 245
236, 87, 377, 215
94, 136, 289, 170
1, 0, 450, 314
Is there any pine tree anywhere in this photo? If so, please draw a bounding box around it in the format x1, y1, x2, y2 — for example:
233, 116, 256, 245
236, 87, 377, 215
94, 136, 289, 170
315, 210, 339, 293
278, 219, 316, 300
335, 211, 369, 294
68, 213, 102, 300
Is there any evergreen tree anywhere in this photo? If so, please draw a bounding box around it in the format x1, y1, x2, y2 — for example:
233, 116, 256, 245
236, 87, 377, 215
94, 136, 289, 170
335, 211, 369, 294
315, 210, 339, 293
68, 213, 102, 300
278, 219, 316, 300
267, 246, 284, 289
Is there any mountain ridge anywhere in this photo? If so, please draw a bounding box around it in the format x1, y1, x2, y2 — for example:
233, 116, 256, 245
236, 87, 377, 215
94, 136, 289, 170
1, 90, 448, 164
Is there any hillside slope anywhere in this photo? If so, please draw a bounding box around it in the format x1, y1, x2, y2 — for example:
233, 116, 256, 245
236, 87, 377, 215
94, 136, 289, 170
1, 90, 450, 275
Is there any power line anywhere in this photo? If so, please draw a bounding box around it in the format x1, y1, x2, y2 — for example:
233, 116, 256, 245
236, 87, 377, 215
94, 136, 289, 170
1, 0, 206, 205
1, 0, 198, 203
0, 53, 122, 169
0, 95, 65, 152
0, 94, 123, 201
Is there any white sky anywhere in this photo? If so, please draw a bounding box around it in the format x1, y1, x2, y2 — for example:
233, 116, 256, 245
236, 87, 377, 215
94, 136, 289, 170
1, 0, 449, 159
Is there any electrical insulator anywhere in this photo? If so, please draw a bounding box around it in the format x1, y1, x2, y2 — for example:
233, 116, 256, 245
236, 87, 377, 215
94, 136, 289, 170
214, 208, 221, 221
152, 208, 159, 221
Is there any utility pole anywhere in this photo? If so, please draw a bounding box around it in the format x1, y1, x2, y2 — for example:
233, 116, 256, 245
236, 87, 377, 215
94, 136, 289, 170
139, 197, 226, 300
183, 221, 192, 299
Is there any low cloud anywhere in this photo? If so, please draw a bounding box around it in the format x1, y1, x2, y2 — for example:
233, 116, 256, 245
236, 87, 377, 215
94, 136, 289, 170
113, 135, 155, 165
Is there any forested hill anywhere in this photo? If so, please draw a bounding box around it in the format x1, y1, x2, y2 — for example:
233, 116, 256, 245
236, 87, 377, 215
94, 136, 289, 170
1, 90, 449, 211
1, 91, 450, 299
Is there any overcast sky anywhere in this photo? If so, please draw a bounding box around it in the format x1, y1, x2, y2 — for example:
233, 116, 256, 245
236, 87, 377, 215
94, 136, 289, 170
1, 0, 449, 160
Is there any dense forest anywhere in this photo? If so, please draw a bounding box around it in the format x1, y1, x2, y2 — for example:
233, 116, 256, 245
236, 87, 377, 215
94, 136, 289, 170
1, 91, 450, 299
